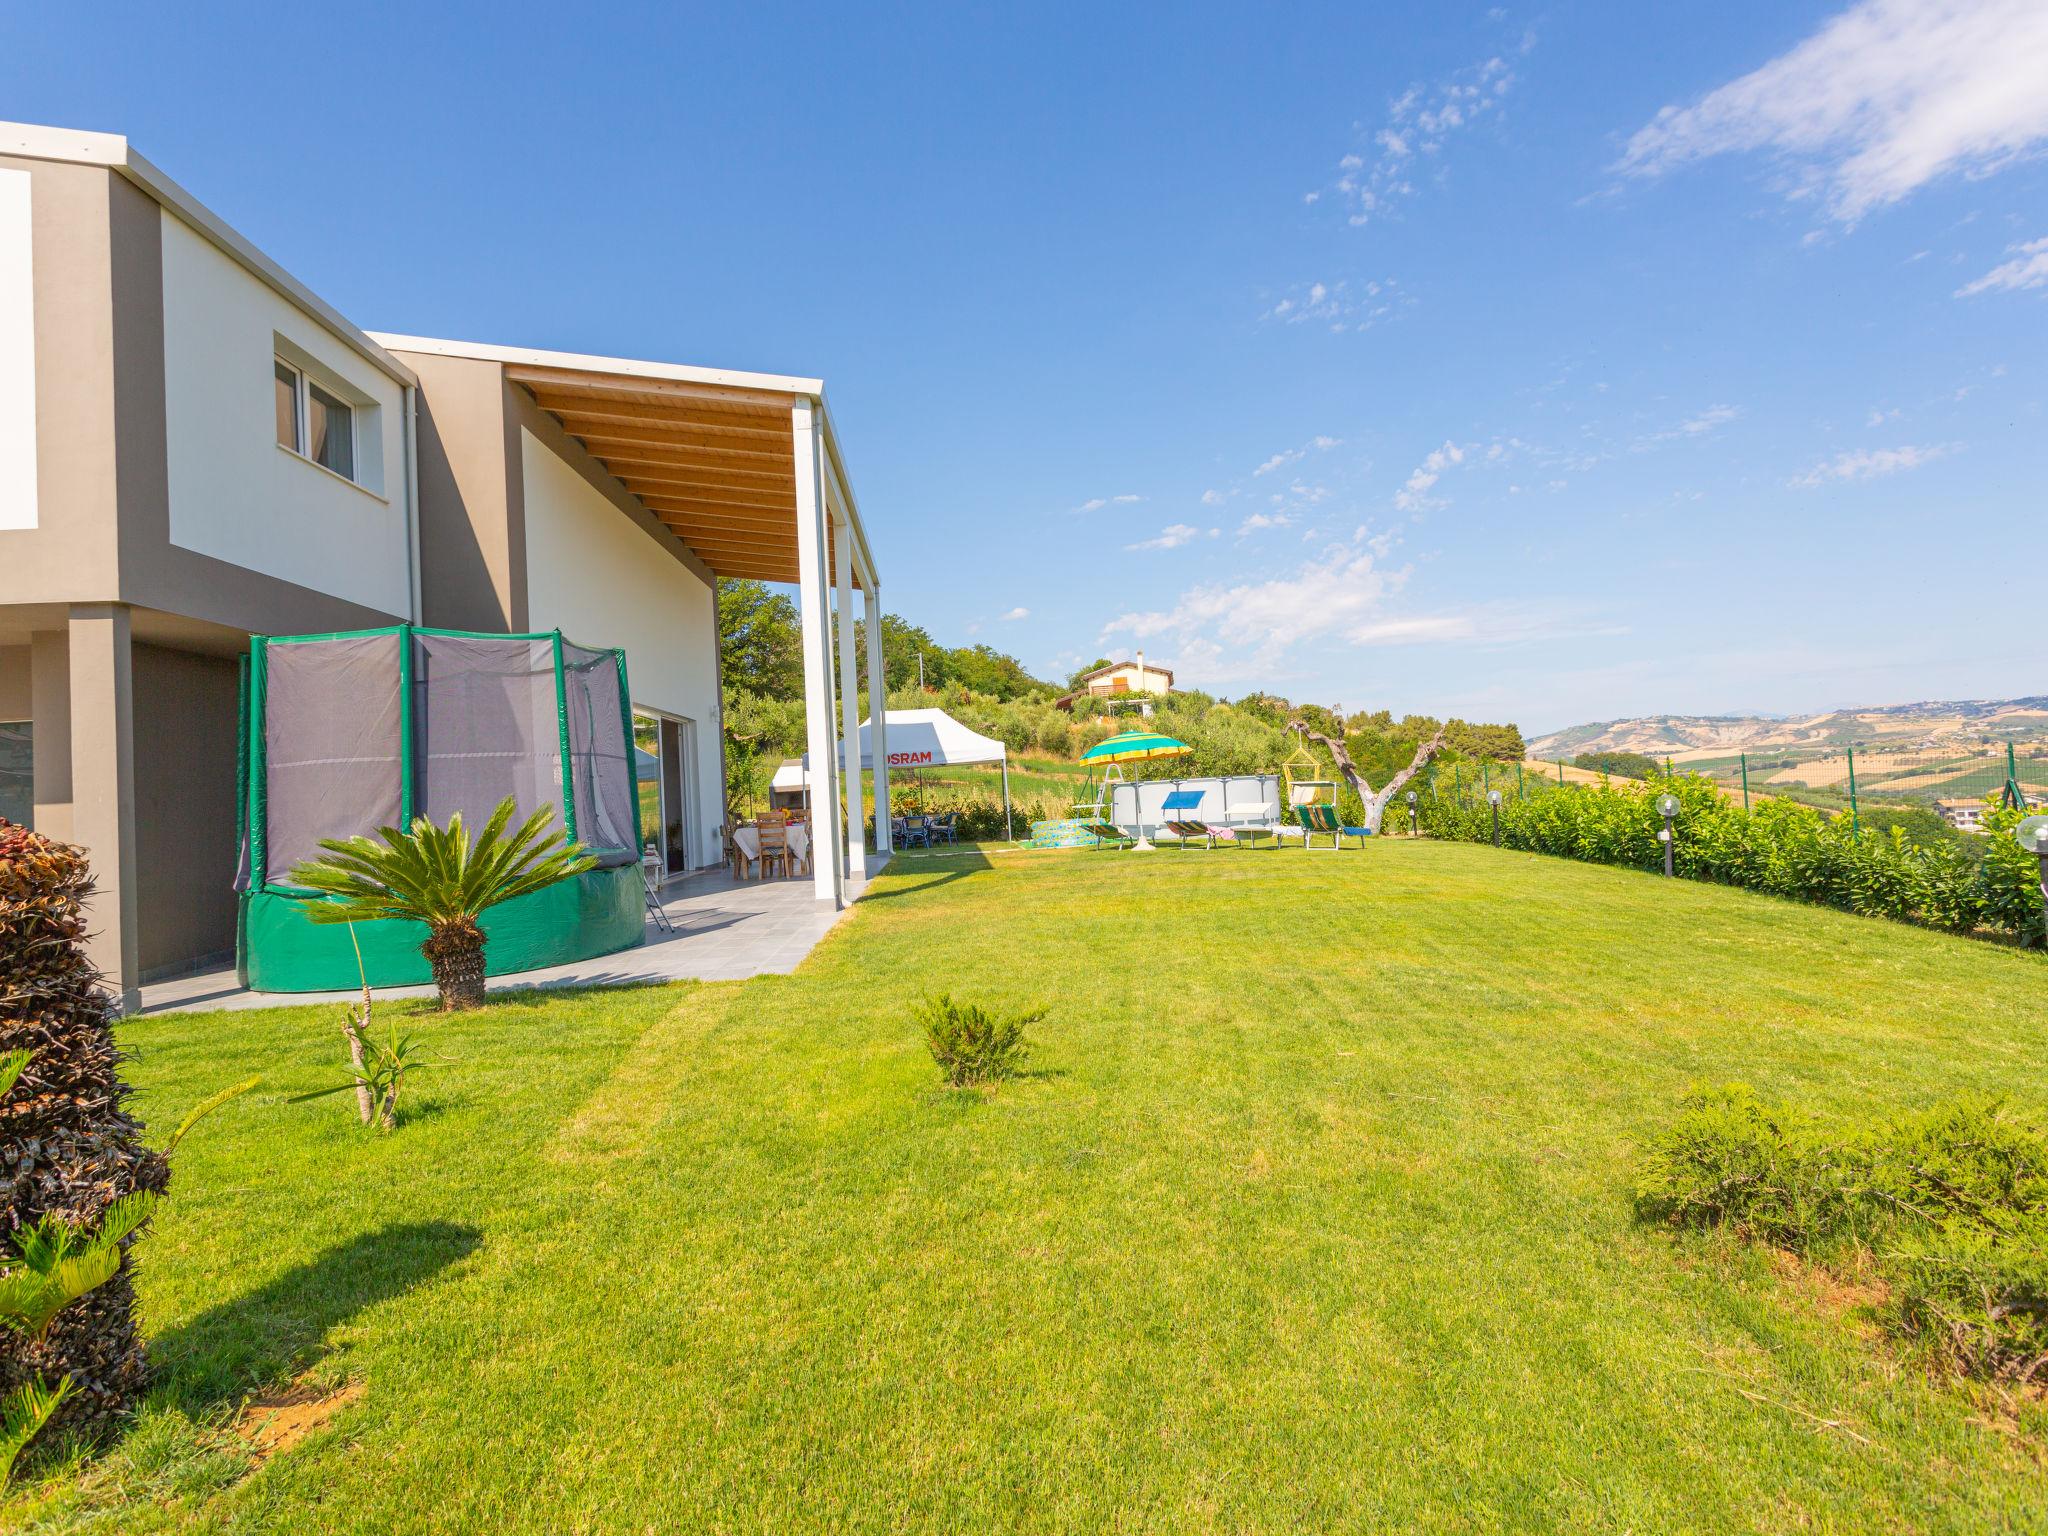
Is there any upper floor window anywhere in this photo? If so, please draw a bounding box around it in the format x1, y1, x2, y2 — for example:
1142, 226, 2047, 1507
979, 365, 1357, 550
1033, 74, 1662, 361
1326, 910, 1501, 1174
274, 356, 356, 482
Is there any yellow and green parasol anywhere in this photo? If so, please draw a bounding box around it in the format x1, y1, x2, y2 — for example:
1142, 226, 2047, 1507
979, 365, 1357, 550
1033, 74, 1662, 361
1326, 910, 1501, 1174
1082, 731, 1192, 764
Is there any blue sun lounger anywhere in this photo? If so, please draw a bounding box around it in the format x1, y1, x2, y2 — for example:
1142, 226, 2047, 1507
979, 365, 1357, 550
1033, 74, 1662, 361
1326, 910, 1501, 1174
1158, 789, 1239, 849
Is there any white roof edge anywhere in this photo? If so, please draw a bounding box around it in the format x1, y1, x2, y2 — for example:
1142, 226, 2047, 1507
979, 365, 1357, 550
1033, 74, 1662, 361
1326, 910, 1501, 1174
374, 333, 877, 588
365, 333, 825, 399
0, 120, 417, 389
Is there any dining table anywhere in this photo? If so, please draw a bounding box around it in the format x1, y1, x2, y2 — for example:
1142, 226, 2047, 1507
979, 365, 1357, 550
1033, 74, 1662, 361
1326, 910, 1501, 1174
731, 820, 810, 876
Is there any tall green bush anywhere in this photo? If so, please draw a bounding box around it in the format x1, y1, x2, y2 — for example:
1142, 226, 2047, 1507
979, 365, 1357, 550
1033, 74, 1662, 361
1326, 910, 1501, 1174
1414, 771, 2042, 946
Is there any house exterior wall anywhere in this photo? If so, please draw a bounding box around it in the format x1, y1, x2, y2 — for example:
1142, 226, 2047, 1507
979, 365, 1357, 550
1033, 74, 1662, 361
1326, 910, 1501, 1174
1087, 662, 1173, 695
0, 167, 35, 531
517, 420, 724, 868
158, 208, 411, 616
407, 350, 526, 631
0, 148, 407, 998
0, 647, 27, 717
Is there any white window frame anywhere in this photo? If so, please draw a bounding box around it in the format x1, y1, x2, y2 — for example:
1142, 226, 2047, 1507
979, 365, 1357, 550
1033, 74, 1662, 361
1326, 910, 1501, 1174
273, 352, 360, 487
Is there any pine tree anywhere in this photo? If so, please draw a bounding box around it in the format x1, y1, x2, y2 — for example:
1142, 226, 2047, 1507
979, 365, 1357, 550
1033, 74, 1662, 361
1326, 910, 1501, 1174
0, 821, 167, 1429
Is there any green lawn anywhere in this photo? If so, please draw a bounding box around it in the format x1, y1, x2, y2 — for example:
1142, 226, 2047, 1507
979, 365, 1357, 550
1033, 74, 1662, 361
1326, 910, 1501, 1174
14, 841, 2048, 1532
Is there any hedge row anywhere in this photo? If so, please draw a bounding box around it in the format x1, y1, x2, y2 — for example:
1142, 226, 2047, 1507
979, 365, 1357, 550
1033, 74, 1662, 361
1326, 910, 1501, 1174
1409, 774, 2045, 946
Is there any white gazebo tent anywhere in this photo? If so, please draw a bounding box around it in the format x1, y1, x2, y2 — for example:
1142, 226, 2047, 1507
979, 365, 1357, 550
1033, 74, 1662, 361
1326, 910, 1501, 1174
797, 707, 1012, 840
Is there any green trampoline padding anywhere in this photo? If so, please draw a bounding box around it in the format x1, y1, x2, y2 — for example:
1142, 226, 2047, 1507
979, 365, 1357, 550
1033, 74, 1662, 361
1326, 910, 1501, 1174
235, 623, 647, 993
237, 865, 644, 992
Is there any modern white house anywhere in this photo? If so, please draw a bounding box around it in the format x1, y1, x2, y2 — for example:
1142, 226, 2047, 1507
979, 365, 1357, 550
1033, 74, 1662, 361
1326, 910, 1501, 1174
0, 120, 889, 1009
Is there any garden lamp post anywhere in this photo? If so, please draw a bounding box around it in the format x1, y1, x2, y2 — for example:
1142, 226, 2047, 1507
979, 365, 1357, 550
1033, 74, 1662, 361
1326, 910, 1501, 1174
1656, 792, 1681, 878
1406, 789, 1418, 838
2016, 814, 2048, 916
1488, 788, 1503, 848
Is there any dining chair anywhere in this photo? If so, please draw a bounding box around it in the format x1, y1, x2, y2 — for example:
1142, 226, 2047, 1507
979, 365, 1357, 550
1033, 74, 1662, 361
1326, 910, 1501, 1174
756, 818, 791, 879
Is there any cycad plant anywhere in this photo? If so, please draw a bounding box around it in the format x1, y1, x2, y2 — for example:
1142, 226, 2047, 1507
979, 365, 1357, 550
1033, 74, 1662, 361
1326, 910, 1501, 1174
289, 798, 597, 1010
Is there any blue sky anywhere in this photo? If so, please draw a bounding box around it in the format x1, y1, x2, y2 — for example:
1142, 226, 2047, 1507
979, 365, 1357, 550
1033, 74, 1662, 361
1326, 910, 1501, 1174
7, 0, 2045, 733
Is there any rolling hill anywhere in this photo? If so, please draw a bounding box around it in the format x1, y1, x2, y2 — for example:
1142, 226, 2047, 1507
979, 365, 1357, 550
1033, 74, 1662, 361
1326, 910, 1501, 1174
1530, 697, 2048, 761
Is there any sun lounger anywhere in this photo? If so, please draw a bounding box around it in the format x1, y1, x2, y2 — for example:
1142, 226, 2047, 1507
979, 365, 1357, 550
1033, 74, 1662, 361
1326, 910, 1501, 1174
1078, 820, 1134, 849
1295, 802, 1370, 849
1157, 789, 1240, 849
1226, 800, 1305, 848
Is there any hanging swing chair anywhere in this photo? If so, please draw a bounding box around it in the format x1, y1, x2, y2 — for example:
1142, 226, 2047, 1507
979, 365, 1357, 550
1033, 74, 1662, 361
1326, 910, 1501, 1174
1281, 740, 1338, 810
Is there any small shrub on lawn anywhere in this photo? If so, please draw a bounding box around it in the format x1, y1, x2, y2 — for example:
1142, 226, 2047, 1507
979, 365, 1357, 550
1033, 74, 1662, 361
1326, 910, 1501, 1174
1636, 1085, 2048, 1384
916, 994, 1042, 1087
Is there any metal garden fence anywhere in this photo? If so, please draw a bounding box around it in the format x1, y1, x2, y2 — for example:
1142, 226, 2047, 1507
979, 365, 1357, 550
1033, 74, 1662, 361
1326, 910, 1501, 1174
1508, 742, 2039, 834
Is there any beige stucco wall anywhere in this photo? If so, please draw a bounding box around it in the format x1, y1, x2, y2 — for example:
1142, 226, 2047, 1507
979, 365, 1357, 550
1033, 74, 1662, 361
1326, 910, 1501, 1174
0, 647, 26, 717
407, 350, 526, 631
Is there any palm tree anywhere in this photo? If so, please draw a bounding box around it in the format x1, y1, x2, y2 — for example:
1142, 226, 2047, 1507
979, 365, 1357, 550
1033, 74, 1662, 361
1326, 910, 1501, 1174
289, 798, 597, 1010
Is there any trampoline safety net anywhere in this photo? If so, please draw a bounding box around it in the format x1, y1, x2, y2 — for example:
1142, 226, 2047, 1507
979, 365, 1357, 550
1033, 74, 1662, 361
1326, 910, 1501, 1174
247, 626, 640, 890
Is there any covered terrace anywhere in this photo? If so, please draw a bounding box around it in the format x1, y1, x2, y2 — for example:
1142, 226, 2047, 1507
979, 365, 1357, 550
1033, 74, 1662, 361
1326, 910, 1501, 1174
369, 335, 893, 909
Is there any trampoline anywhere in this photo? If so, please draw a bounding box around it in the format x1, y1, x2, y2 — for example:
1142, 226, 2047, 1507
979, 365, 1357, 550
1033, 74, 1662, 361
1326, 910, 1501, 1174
234, 625, 646, 992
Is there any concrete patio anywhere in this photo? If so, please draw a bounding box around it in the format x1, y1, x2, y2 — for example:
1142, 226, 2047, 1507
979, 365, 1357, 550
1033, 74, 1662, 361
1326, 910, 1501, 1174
136, 859, 887, 1015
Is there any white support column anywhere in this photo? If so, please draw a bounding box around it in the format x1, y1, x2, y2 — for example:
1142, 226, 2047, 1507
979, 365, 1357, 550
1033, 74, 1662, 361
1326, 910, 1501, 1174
864, 576, 890, 854
834, 507, 866, 884
792, 399, 844, 906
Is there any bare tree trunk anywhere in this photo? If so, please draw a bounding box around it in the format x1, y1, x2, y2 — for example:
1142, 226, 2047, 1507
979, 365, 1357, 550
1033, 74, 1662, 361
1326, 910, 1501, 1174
341, 1002, 375, 1127
1285, 721, 1448, 833
341, 924, 375, 1125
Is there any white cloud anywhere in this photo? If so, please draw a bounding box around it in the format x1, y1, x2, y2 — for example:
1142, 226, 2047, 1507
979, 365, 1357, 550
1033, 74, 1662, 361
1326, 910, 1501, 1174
1103, 538, 1409, 669
1638, 403, 1741, 448
1260, 278, 1402, 333
1394, 441, 1466, 511
1957, 235, 2048, 295
1200, 488, 1226, 506
1238, 511, 1294, 535
999, 606, 1030, 622
1678, 404, 1739, 436
1789, 442, 1953, 486
1072, 494, 1143, 514
1867, 406, 1901, 425
1253, 435, 1345, 476
1615, 0, 2048, 224
1313, 53, 1520, 225
1100, 532, 1620, 679
1126, 523, 1203, 551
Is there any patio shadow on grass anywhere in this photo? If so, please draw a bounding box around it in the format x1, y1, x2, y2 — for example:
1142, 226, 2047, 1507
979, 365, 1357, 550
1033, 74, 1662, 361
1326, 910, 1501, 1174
861, 848, 993, 902
150, 1220, 481, 1409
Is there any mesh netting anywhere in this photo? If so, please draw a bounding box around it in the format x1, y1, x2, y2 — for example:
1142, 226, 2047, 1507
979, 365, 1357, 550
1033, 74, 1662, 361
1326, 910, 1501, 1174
262, 633, 404, 884
411, 634, 565, 839
563, 642, 638, 864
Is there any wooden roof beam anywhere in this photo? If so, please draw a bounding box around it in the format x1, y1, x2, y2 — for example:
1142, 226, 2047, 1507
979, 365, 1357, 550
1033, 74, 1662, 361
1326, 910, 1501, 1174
506, 364, 792, 415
